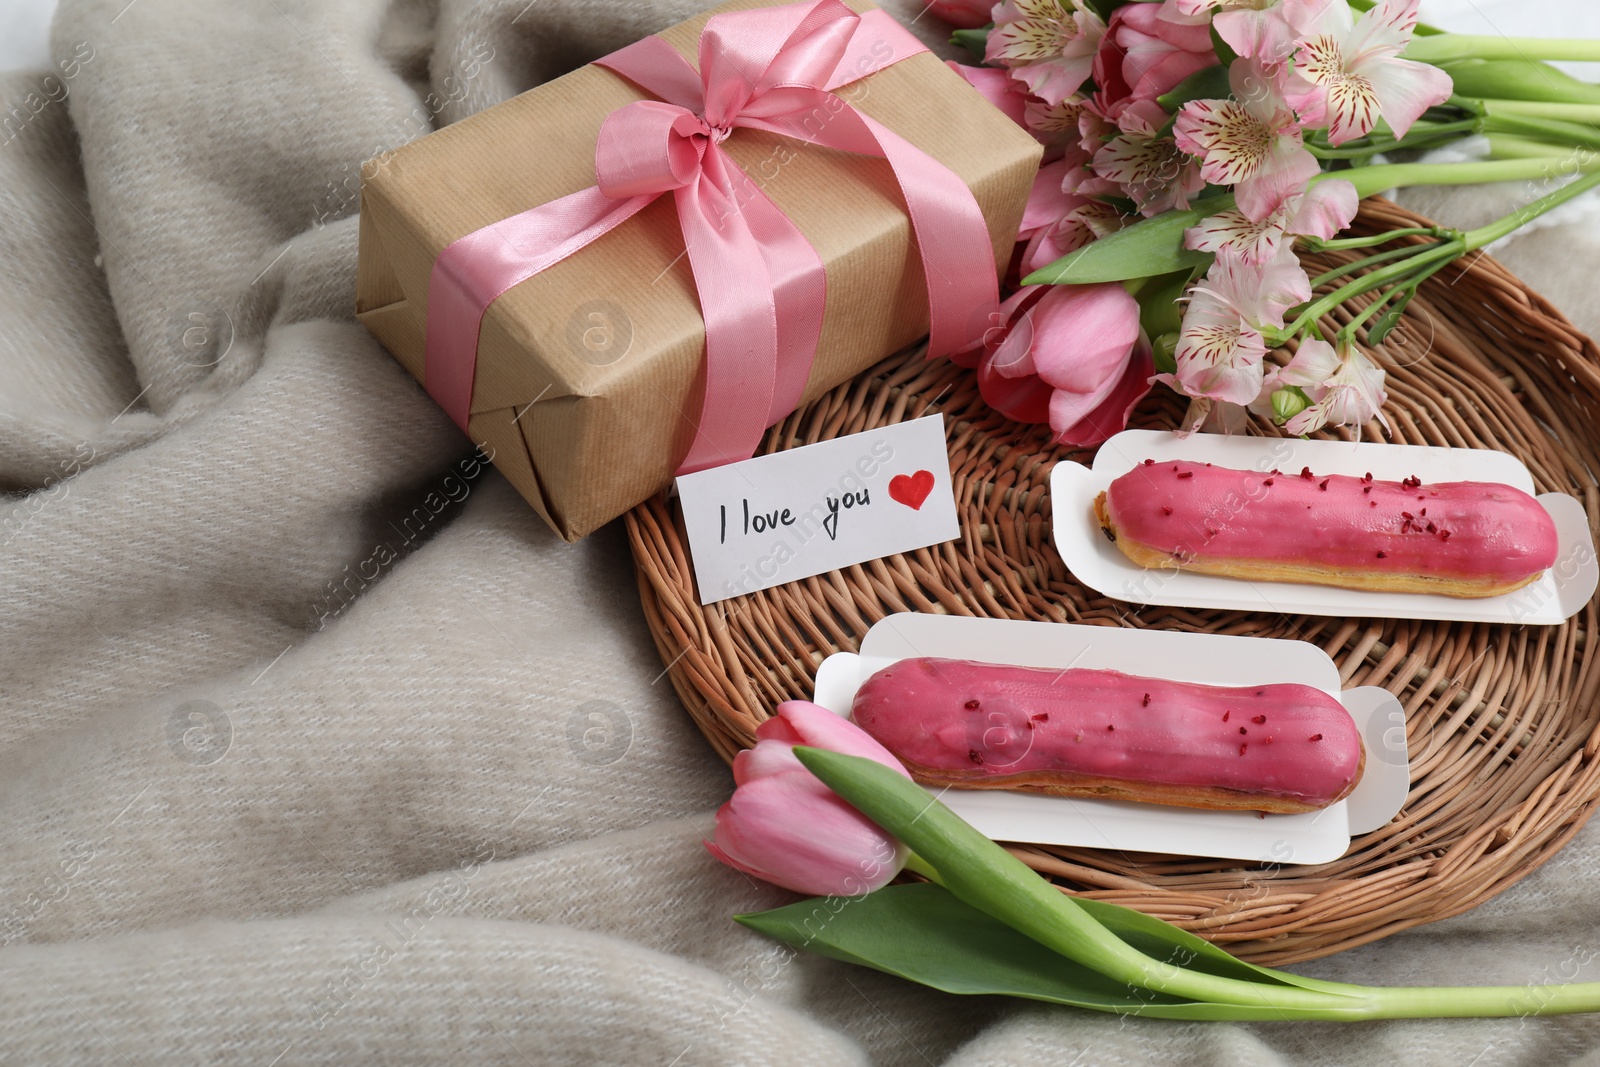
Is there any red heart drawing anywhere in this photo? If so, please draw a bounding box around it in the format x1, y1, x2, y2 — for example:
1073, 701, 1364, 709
888, 470, 935, 510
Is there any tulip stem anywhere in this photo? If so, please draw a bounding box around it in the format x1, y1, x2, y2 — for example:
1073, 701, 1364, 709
1406, 35, 1600, 64
901, 852, 943, 886
1459, 165, 1600, 250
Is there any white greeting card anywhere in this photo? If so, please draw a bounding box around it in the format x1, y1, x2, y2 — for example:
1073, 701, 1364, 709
675, 415, 960, 605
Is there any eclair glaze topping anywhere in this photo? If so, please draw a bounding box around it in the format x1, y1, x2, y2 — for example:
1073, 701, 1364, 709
851, 658, 1362, 807
1105, 460, 1558, 584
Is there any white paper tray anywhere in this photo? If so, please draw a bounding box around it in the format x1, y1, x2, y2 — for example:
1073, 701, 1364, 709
1050, 429, 1596, 625
812, 613, 1409, 865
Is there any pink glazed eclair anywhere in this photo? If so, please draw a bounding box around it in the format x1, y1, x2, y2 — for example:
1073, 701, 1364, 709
1095, 460, 1558, 598
851, 658, 1363, 814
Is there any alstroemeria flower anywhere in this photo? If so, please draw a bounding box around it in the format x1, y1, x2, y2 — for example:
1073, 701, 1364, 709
1016, 156, 1126, 274
1285, 0, 1453, 145
1172, 245, 1311, 403
956, 284, 1152, 445
1024, 95, 1089, 156
1177, 0, 1298, 62
988, 0, 1107, 106
1092, 98, 1207, 216
706, 701, 911, 898
1184, 178, 1358, 263
1282, 337, 1390, 435
1174, 56, 1321, 220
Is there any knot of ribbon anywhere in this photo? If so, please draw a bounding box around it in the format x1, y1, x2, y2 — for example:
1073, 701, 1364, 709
425, 0, 1000, 474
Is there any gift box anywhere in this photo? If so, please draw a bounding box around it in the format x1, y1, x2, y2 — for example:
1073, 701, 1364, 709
356, 0, 1042, 541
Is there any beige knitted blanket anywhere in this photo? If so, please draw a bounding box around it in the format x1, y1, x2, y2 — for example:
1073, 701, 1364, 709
4, 0, 1600, 1062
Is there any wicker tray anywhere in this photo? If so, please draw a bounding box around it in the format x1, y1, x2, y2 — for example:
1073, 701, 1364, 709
625, 199, 1600, 964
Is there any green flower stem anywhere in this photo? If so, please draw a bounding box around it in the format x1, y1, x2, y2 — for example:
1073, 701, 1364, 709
1483, 111, 1600, 152
1305, 239, 1454, 288
1338, 283, 1405, 341
1483, 98, 1600, 123
1489, 134, 1585, 160
793, 748, 1363, 1012
1333, 155, 1600, 199
1459, 165, 1600, 249
1302, 227, 1451, 252
1305, 118, 1482, 161
1406, 35, 1600, 64
788, 747, 1600, 1021
1273, 239, 1464, 344
1282, 160, 1600, 343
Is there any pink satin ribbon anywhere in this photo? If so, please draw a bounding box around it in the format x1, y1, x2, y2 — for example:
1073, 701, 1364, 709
424, 0, 999, 473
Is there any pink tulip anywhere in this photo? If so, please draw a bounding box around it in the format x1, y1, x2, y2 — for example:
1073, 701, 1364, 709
927, 0, 995, 29
961, 284, 1152, 446
1099, 1, 1217, 105
946, 61, 1029, 128
705, 701, 911, 897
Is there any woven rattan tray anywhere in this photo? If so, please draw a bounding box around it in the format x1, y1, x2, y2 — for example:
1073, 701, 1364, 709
625, 199, 1600, 964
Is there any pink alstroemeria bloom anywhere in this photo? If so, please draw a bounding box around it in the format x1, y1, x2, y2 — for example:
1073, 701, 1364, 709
1172, 245, 1311, 404
1174, 57, 1321, 221
1282, 337, 1390, 435
961, 284, 1153, 446
1015, 156, 1126, 275
1177, 0, 1298, 62
1024, 95, 1089, 156
1101, 1, 1218, 104
705, 701, 911, 898
988, 0, 1107, 106
1286, 0, 1453, 145
927, 0, 996, 29
1184, 178, 1358, 264
1093, 98, 1207, 216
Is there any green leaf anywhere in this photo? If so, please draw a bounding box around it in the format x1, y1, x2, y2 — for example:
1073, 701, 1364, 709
1157, 63, 1232, 114
1366, 288, 1414, 346
1069, 896, 1334, 994
1023, 207, 1216, 285
1131, 269, 1193, 339
1151, 332, 1178, 374
738, 883, 1353, 1020
790, 748, 1362, 1012
1443, 60, 1600, 104
950, 26, 991, 64
1208, 26, 1239, 68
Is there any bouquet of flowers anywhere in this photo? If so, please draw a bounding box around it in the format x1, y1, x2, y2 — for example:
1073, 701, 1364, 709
932, 0, 1600, 443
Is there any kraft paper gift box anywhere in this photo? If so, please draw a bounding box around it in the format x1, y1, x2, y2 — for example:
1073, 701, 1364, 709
355, 0, 1042, 541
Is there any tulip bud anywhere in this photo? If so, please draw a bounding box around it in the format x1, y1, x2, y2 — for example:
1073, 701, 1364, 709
927, 0, 995, 30
705, 702, 911, 897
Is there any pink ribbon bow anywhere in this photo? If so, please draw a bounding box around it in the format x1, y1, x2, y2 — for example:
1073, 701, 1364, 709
425, 0, 999, 474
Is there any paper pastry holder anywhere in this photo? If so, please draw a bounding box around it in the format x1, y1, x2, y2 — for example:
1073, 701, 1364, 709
1052, 429, 1599, 625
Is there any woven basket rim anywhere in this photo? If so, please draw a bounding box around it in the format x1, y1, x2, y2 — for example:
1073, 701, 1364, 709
626, 199, 1600, 964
